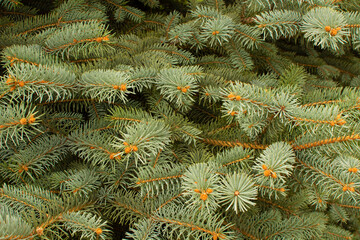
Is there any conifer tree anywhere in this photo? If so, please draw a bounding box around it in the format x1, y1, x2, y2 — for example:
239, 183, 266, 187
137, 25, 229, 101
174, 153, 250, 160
0, 0, 360, 239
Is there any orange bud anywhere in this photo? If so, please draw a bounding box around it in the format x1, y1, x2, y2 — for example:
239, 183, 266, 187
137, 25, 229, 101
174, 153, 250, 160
103, 36, 109, 41
343, 185, 348, 191
227, 93, 235, 99
124, 147, 132, 154
95, 228, 102, 235
271, 172, 277, 178
123, 142, 128, 145
132, 145, 138, 151
336, 27, 341, 31
206, 188, 213, 194
36, 226, 44, 235
90, 146, 95, 149
234, 190, 240, 196
200, 193, 208, 201
6, 77, 13, 84
177, 86, 181, 90
262, 164, 267, 170
22, 165, 28, 171
212, 31, 217, 35
19, 118, 27, 125
349, 187, 355, 192
205, 92, 210, 96
120, 84, 126, 91
194, 189, 201, 193
264, 169, 271, 177
18, 81, 25, 87
352, 168, 358, 173
280, 188, 285, 192
337, 119, 346, 125
325, 26, 331, 32
235, 95, 241, 101
109, 153, 116, 159
330, 29, 338, 36
28, 115, 36, 124
318, 199, 322, 203
10, 86, 16, 91
113, 85, 119, 89
181, 88, 187, 93
185, 86, 190, 89
230, 111, 236, 116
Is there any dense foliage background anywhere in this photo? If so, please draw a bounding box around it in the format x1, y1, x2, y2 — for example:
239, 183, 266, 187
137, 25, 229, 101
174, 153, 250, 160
1, 0, 360, 239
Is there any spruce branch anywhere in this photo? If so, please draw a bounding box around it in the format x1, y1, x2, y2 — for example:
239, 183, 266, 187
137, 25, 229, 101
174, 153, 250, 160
0, 103, 40, 148
153, 204, 234, 240
301, 7, 350, 51
44, 21, 113, 59
0, 0, 360, 238
218, 172, 258, 213
0, 0, 22, 10
256, 9, 301, 40
4, 62, 76, 102
112, 120, 171, 165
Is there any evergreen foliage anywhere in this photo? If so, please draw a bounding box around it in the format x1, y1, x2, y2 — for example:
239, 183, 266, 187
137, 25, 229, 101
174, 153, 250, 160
0, 0, 360, 239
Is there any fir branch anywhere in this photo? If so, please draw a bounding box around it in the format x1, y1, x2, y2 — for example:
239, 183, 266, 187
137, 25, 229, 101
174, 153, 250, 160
292, 133, 360, 150
201, 138, 268, 149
